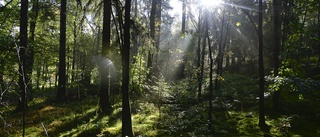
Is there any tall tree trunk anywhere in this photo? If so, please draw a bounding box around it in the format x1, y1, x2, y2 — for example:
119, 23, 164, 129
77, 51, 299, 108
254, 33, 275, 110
41, 60, 45, 90
154, 0, 161, 62
221, 15, 231, 73
258, 0, 266, 128
17, 0, 29, 109
43, 61, 48, 90
181, 0, 186, 34
36, 61, 41, 89
57, 0, 67, 101
206, 11, 214, 132
26, 0, 39, 101
147, 0, 157, 81
99, 0, 112, 114
0, 74, 4, 93
131, 0, 139, 100
215, 9, 225, 91
199, 18, 206, 102
197, 8, 202, 101
17, 0, 28, 136
225, 36, 231, 69
134, 0, 138, 17
318, 12, 320, 68
131, 0, 139, 64
273, 0, 281, 111
55, 62, 58, 87
146, 0, 161, 82
174, 0, 187, 80
122, 0, 134, 136
72, 10, 77, 82
175, 0, 191, 80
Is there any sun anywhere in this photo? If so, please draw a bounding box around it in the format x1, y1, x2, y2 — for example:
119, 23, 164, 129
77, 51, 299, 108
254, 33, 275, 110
200, 0, 223, 7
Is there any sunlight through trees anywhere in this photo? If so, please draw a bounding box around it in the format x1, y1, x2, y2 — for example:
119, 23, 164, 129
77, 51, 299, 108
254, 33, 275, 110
0, 0, 319, 136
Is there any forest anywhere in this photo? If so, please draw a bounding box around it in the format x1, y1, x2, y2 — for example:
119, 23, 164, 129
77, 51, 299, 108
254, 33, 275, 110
0, 0, 320, 136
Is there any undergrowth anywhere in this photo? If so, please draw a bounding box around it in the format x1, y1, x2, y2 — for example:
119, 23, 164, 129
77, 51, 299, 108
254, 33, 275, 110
0, 73, 319, 136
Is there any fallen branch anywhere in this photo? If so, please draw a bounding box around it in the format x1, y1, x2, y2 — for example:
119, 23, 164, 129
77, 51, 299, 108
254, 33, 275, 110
41, 122, 49, 137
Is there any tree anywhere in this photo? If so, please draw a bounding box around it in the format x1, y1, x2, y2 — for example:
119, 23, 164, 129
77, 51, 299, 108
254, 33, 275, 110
16, 0, 29, 109
26, 0, 40, 101
206, 9, 214, 132
121, 0, 134, 136
215, 8, 226, 91
258, 0, 266, 128
272, 0, 281, 111
146, 0, 162, 82
17, 0, 28, 135
196, 7, 203, 101
57, 0, 67, 101
181, 0, 186, 34
318, 11, 320, 69
99, 0, 112, 114
174, 0, 187, 80
199, 14, 206, 101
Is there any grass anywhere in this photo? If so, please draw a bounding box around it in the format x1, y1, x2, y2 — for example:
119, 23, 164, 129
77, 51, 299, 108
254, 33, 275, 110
0, 91, 160, 137
1, 74, 319, 136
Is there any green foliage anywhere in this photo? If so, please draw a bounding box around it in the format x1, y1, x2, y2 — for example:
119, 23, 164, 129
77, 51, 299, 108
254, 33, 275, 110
0, 0, 320, 136
278, 60, 304, 77
266, 75, 320, 96
159, 101, 208, 136
157, 73, 302, 136
0, 88, 160, 136
1, 73, 318, 136
219, 73, 259, 110
166, 79, 197, 105
266, 75, 320, 128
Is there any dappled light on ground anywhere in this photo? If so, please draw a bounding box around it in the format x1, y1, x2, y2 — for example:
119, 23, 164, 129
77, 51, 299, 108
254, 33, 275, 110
1, 73, 319, 136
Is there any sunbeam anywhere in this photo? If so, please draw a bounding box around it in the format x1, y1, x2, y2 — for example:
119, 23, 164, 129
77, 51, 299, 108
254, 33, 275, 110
200, 0, 223, 7
222, 1, 259, 12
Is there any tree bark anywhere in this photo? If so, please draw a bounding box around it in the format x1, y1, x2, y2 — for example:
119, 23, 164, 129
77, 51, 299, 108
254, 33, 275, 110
99, 0, 112, 114
199, 17, 206, 102
57, 0, 67, 101
0, 74, 4, 93
146, 0, 161, 82
72, 9, 77, 82
26, 0, 39, 101
318, 13, 320, 68
147, 0, 157, 81
17, 0, 28, 136
197, 8, 202, 101
181, 0, 186, 33
258, 0, 266, 128
273, 0, 281, 111
16, 0, 29, 109
215, 9, 225, 91
220, 15, 231, 79
206, 11, 214, 132
131, 0, 139, 63
174, 0, 187, 80
122, 0, 134, 136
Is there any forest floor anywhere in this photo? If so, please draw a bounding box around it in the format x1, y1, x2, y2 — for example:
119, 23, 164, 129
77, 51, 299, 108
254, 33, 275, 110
0, 74, 319, 136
